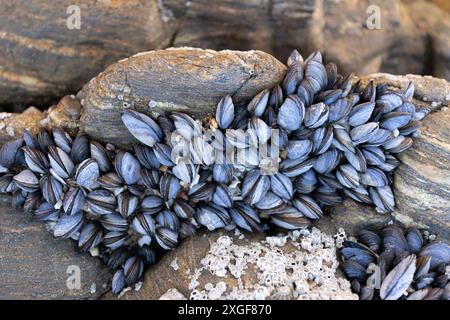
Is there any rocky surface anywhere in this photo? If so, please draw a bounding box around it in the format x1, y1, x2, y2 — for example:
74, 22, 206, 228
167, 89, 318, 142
77, 47, 286, 146
1, 0, 449, 110
103, 228, 357, 300
0, 196, 110, 299
0, 0, 172, 110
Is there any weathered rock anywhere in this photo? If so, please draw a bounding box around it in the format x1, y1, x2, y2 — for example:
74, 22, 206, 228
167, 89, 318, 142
327, 199, 394, 236
398, 1, 450, 81
393, 107, 450, 238
172, 0, 274, 55
0, 107, 44, 144
103, 228, 357, 300
0, 0, 173, 109
45, 95, 83, 136
2, 0, 450, 111
321, 0, 401, 76
0, 97, 82, 145
0, 196, 111, 299
78, 47, 286, 146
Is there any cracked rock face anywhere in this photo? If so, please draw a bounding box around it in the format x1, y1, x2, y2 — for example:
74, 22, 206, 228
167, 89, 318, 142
77, 47, 286, 146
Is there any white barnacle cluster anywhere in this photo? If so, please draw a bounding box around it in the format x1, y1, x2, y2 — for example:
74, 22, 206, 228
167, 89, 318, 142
185, 228, 358, 300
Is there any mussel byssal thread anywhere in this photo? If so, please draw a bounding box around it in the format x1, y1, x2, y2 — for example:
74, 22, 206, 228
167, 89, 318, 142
0, 50, 433, 295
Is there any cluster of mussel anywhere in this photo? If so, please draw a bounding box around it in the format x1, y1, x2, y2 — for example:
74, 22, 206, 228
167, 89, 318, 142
0, 50, 430, 294
340, 226, 450, 300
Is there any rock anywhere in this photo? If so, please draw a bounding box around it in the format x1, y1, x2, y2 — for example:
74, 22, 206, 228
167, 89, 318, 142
46, 95, 83, 136
2, 0, 450, 111
327, 200, 394, 236
0, 196, 111, 299
0, 0, 173, 109
0, 107, 44, 144
77, 47, 286, 146
172, 0, 274, 55
103, 228, 357, 300
399, 1, 450, 81
321, 0, 401, 76
0, 97, 82, 145
393, 108, 450, 239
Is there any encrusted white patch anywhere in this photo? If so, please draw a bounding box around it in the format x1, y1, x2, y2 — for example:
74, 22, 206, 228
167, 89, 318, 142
181, 228, 357, 300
